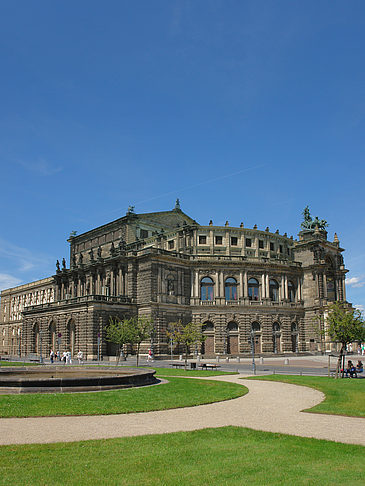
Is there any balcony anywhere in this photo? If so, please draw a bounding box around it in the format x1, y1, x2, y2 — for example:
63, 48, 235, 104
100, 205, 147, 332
23, 294, 132, 312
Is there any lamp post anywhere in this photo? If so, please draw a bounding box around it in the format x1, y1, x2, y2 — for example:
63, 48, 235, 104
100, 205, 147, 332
97, 332, 101, 363
251, 330, 256, 375
57, 333, 62, 360
39, 330, 43, 364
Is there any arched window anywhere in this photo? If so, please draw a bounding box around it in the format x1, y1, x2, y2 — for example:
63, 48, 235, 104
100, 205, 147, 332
201, 277, 214, 301
251, 322, 260, 332
326, 276, 336, 301
291, 322, 297, 333
67, 319, 76, 356
226, 321, 239, 354
33, 322, 39, 353
325, 256, 336, 301
49, 321, 56, 351
248, 278, 259, 300
288, 281, 295, 302
225, 277, 237, 301
201, 321, 214, 355
251, 322, 261, 354
269, 279, 279, 301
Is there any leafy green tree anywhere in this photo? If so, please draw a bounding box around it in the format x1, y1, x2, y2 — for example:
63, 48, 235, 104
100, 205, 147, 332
167, 321, 205, 369
129, 316, 155, 367
106, 317, 135, 365
324, 302, 365, 377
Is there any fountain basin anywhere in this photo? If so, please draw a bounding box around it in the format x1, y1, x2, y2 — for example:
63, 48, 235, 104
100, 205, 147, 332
0, 366, 157, 394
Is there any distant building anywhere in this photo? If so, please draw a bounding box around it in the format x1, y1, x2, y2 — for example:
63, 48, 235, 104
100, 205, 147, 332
0, 202, 348, 359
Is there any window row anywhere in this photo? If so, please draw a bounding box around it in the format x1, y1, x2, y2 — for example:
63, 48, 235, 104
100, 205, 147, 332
198, 235, 289, 254
201, 277, 296, 302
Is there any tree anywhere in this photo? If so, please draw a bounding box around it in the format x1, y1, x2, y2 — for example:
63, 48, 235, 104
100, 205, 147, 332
167, 321, 205, 369
106, 315, 154, 367
106, 316, 135, 365
324, 302, 365, 378
130, 316, 155, 367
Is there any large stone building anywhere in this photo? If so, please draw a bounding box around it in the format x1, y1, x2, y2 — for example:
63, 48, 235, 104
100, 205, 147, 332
0, 202, 348, 359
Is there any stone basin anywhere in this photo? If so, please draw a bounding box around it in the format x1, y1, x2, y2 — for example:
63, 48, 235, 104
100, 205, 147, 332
0, 366, 157, 394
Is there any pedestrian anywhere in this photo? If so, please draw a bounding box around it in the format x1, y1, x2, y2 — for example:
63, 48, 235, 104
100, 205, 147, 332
147, 348, 154, 363
49, 349, 54, 364
77, 350, 83, 365
56, 350, 60, 361
62, 351, 67, 364
66, 350, 72, 365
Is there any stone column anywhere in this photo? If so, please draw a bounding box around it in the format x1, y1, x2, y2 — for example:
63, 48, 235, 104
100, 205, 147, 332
342, 277, 346, 301
239, 271, 244, 299
318, 273, 324, 299
195, 270, 199, 298
97, 273, 101, 295
261, 274, 266, 299
244, 271, 248, 298
323, 274, 327, 299
265, 274, 269, 299
191, 270, 195, 298
110, 269, 114, 296
284, 276, 288, 300
280, 276, 285, 301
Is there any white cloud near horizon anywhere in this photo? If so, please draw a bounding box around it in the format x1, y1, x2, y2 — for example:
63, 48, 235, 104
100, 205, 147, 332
346, 276, 365, 288
0, 237, 53, 273
15, 157, 63, 176
0, 273, 22, 292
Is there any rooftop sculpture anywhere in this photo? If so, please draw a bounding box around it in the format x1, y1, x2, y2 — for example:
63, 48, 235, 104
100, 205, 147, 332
301, 206, 328, 231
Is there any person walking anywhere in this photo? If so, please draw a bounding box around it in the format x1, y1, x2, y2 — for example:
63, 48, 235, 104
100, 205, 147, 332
77, 350, 83, 365
66, 350, 72, 365
49, 349, 54, 364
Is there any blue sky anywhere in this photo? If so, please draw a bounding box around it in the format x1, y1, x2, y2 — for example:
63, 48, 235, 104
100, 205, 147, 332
0, 1, 364, 310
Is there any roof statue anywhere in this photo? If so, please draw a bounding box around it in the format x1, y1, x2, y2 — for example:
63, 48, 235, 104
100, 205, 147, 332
301, 206, 328, 231
174, 198, 181, 210
127, 205, 135, 215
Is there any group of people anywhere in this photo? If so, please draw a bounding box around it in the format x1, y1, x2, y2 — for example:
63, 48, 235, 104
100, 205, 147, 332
345, 360, 363, 378
49, 349, 84, 365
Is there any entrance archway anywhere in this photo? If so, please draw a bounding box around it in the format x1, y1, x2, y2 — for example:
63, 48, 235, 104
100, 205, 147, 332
67, 319, 76, 356
272, 322, 281, 353
251, 322, 261, 354
226, 321, 239, 354
201, 322, 214, 355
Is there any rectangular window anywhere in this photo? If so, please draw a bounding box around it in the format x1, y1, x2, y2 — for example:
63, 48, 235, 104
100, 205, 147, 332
168, 240, 175, 249
246, 238, 252, 247
259, 240, 264, 249
215, 236, 223, 245
279, 245, 283, 253
231, 237, 238, 246
287, 248, 290, 255
199, 235, 207, 244
140, 229, 149, 239
270, 242, 274, 251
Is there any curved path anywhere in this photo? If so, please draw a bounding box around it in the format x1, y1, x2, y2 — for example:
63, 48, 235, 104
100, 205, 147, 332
0, 375, 364, 446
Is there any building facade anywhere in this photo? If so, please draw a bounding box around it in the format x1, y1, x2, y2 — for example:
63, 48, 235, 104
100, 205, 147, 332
0, 202, 348, 359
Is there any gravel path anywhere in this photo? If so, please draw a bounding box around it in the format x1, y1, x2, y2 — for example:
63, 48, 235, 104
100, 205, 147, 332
0, 374, 364, 446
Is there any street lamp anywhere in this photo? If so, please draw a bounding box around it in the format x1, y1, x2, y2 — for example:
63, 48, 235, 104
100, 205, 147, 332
57, 333, 62, 360
251, 330, 256, 375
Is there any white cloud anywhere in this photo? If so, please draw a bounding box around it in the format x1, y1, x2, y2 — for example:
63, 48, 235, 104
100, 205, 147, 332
0, 237, 53, 273
0, 273, 22, 292
16, 157, 63, 176
346, 276, 365, 288
354, 304, 365, 314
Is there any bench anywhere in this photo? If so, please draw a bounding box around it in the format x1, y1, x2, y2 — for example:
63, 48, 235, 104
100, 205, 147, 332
199, 363, 221, 370
170, 363, 186, 369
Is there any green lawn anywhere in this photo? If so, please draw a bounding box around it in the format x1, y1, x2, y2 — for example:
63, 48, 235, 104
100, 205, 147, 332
0, 426, 363, 485
0, 361, 39, 367
0, 376, 246, 418
249, 375, 365, 417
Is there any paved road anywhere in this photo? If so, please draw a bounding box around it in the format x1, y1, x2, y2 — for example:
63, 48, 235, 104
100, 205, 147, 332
0, 374, 364, 446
